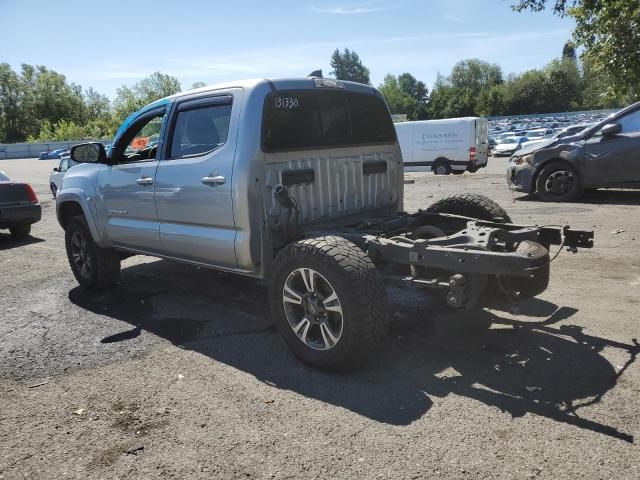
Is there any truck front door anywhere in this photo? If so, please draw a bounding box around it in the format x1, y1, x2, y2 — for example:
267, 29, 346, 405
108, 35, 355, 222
97, 108, 166, 253
154, 92, 239, 269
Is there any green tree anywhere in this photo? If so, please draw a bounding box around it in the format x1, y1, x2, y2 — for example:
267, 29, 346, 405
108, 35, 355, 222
513, 0, 640, 100
113, 71, 181, 124
0, 63, 24, 142
562, 40, 577, 60
427, 59, 503, 118
397, 73, 429, 119
191, 81, 207, 89
329, 48, 370, 84
378, 74, 416, 116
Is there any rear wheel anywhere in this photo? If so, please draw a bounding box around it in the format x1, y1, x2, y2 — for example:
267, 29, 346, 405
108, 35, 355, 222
65, 215, 121, 290
269, 236, 389, 369
499, 240, 549, 300
433, 161, 452, 175
536, 162, 582, 202
9, 224, 31, 238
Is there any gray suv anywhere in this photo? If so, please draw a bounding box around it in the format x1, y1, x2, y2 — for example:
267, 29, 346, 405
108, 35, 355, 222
508, 101, 640, 201
57, 77, 593, 369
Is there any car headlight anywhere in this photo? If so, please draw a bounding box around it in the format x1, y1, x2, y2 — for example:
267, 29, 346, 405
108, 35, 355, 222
513, 154, 533, 165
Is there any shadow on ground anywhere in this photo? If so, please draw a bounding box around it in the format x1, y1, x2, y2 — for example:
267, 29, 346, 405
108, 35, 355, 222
515, 188, 640, 206
69, 259, 639, 442
0, 232, 44, 250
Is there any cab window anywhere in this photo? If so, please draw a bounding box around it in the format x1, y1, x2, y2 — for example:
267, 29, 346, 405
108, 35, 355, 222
114, 112, 165, 162
59, 158, 69, 172
169, 104, 232, 159
262, 90, 396, 152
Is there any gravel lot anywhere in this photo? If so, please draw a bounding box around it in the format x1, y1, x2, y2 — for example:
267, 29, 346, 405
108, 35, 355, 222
1, 157, 638, 479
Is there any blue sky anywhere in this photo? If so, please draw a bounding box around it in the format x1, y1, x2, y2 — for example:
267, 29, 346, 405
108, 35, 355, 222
1, 0, 574, 98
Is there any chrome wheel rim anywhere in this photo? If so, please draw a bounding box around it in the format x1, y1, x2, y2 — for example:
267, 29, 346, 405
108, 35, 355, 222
544, 170, 575, 196
282, 268, 343, 351
435, 165, 447, 175
70, 231, 92, 279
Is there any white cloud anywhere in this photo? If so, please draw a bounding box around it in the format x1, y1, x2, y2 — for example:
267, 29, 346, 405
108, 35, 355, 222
76, 27, 572, 97
311, 3, 392, 14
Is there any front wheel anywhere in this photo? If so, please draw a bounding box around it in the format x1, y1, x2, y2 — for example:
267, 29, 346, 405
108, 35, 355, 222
65, 215, 121, 290
536, 162, 582, 202
269, 236, 389, 369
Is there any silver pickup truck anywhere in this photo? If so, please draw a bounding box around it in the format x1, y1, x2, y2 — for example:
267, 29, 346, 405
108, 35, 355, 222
57, 77, 593, 369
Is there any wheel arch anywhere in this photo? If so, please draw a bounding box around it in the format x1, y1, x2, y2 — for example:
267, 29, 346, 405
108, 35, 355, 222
531, 157, 582, 194
56, 190, 105, 246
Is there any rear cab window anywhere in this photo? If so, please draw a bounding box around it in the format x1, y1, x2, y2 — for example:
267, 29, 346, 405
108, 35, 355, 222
262, 90, 396, 152
169, 101, 232, 159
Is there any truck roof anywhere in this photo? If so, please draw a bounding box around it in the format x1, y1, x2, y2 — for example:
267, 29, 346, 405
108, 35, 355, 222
167, 77, 378, 100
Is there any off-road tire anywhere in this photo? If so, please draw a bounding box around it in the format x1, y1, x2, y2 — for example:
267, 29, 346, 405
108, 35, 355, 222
427, 193, 512, 222
503, 240, 550, 299
65, 215, 121, 290
269, 236, 389, 370
9, 224, 31, 238
483, 240, 550, 306
535, 161, 582, 202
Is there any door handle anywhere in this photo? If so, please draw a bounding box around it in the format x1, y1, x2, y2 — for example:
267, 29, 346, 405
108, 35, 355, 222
202, 175, 226, 186
136, 176, 154, 186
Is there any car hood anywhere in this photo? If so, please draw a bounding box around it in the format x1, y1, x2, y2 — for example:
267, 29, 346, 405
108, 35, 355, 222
495, 143, 516, 150
517, 138, 557, 155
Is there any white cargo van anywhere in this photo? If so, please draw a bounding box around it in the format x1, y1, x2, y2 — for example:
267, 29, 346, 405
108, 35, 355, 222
395, 117, 489, 175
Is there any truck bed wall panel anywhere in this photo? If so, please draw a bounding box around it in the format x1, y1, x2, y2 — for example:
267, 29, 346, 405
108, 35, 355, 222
263, 146, 402, 226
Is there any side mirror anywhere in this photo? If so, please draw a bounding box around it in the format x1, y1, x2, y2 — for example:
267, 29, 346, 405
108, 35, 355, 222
53, 167, 59, 172
70, 142, 107, 164
602, 122, 622, 137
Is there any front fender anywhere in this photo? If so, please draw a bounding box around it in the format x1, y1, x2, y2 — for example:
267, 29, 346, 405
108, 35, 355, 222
56, 189, 107, 247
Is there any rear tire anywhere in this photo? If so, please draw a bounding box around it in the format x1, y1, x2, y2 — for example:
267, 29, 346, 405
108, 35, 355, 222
433, 161, 452, 175
269, 236, 389, 370
9, 224, 31, 238
501, 240, 550, 300
65, 215, 121, 290
427, 193, 512, 222
536, 162, 582, 202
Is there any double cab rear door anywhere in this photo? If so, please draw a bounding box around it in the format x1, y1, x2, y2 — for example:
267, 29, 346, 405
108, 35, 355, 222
97, 89, 242, 270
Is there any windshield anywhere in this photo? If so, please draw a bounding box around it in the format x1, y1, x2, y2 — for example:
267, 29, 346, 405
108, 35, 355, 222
527, 131, 545, 138
501, 138, 517, 144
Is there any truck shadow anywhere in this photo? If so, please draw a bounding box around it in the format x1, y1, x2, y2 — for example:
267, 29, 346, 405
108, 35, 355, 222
68, 259, 638, 443
0, 232, 45, 250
